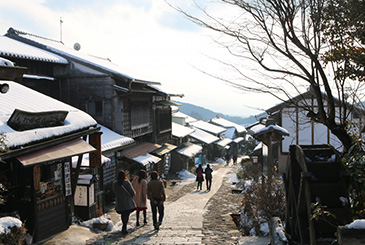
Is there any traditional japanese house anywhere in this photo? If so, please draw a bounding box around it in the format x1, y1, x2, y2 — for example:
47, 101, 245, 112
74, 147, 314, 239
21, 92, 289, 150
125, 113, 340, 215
70, 124, 135, 219
209, 115, 247, 155
4, 28, 176, 178
120, 142, 162, 178
188, 128, 220, 162
170, 143, 203, 173
171, 122, 195, 146
0, 67, 100, 242
265, 90, 365, 172
171, 107, 198, 126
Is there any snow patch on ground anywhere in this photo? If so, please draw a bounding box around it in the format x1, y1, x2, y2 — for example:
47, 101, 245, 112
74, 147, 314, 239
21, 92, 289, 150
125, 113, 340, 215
215, 158, 225, 163
81, 215, 114, 232
177, 169, 196, 180
226, 172, 239, 184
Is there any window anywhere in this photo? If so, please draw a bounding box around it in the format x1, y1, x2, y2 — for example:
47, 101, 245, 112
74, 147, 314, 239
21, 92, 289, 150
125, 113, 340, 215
158, 109, 171, 133
87, 100, 103, 117
131, 102, 150, 129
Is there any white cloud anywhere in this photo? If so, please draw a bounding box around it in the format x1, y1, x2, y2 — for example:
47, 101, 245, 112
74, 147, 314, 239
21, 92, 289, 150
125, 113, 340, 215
0, 0, 275, 117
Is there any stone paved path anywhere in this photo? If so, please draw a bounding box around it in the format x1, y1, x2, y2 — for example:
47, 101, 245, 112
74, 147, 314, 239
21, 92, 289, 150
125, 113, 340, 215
42, 162, 270, 244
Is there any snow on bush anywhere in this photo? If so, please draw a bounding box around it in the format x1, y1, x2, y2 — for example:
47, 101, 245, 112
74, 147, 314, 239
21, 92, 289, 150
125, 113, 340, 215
347, 219, 365, 229
0, 217, 22, 234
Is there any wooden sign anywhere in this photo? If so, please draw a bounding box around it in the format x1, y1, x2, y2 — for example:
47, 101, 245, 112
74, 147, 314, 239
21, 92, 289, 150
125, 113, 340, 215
89, 132, 102, 167
8, 109, 68, 131
64, 162, 72, 196
33, 165, 40, 190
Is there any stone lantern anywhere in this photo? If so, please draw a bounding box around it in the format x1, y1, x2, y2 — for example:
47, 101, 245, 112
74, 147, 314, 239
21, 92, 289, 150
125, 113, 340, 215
253, 118, 289, 181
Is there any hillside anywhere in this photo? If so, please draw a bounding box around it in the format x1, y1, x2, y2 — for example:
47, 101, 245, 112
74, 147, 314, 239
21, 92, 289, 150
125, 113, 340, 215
175, 101, 257, 126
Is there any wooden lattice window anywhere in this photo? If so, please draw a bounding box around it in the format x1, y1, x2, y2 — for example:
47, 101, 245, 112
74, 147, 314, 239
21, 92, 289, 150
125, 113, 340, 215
158, 109, 171, 133
131, 102, 150, 129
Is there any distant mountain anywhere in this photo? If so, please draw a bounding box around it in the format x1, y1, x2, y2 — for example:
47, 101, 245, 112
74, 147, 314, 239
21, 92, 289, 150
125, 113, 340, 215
175, 101, 257, 126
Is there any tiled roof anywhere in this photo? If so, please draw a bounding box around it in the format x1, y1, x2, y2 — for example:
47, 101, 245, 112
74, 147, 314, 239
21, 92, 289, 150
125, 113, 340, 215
189, 128, 219, 144
189, 120, 226, 135
0, 35, 68, 64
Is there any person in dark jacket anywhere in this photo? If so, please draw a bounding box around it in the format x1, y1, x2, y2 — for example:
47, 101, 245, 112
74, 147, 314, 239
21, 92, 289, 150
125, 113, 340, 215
196, 164, 204, 190
147, 171, 166, 230
204, 164, 213, 191
113, 170, 136, 235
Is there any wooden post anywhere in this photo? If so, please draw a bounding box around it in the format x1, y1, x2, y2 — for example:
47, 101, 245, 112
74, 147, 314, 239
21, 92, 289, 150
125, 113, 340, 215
269, 217, 288, 244
89, 132, 102, 167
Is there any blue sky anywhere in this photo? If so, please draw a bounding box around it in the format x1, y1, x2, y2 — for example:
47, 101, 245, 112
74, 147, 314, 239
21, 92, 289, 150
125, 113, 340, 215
0, 0, 275, 118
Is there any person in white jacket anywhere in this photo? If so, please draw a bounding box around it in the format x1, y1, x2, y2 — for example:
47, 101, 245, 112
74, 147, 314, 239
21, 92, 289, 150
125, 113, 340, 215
132, 170, 148, 226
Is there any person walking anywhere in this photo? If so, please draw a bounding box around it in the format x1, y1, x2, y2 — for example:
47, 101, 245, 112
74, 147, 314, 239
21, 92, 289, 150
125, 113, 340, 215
233, 153, 238, 165
204, 164, 213, 191
196, 164, 204, 190
113, 170, 136, 235
132, 169, 148, 227
147, 171, 166, 231
225, 151, 231, 165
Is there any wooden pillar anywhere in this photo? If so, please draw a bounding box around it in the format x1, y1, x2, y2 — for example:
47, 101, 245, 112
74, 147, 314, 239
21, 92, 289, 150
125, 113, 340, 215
89, 132, 102, 167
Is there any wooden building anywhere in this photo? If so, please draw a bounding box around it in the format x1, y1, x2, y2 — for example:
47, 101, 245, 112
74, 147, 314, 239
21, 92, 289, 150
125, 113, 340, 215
265, 90, 365, 172
3, 28, 177, 178
0, 65, 101, 242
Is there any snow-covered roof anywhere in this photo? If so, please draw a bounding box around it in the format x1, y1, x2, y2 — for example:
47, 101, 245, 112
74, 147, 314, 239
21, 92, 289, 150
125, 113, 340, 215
222, 127, 235, 139
172, 111, 197, 123
148, 84, 183, 97
210, 116, 247, 133
99, 125, 134, 152
216, 138, 232, 147
255, 124, 289, 136
134, 153, 161, 166
0, 35, 68, 64
233, 137, 244, 143
245, 134, 253, 141
170, 105, 179, 113
189, 120, 226, 135
172, 122, 195, 138
10, 30, 133, 80
254, 142, 263, 151
172, 111, 187, 119
72, 154, 110, 168
189, 128, 219, 144
0, 81, 97, 148
23, 74, 54, 80
248, 123, 265, 134
176, 144, 202, 158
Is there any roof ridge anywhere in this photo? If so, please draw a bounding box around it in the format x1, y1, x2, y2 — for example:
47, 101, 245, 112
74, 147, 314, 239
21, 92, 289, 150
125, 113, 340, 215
7, 27, 64, 45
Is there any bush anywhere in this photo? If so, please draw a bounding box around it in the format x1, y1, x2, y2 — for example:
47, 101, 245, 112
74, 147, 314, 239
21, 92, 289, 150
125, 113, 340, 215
0, 223, 27, 245
236, 161, 261, 181
238, 161, 285, 236
343, 143, 365, 219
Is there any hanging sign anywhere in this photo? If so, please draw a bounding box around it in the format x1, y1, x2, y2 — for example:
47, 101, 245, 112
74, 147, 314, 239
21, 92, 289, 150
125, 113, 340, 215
64, 162, 72, 196
8, 109, 68, 131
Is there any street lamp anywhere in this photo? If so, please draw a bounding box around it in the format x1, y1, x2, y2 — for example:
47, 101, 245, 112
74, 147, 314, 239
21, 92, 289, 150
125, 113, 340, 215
0, 83, 9, 94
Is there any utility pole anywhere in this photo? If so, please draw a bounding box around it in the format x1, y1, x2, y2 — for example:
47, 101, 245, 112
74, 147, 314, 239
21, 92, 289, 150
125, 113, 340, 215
60, 17, 63, 42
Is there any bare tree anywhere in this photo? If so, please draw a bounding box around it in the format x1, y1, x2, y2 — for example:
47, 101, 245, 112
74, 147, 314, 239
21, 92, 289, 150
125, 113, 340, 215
169, 0, 365, 152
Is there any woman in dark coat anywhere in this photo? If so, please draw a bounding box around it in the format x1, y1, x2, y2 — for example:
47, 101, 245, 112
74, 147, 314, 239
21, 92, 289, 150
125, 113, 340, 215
113, 170, 136, 234
196, 164, 204, 190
